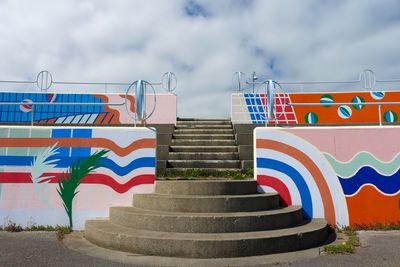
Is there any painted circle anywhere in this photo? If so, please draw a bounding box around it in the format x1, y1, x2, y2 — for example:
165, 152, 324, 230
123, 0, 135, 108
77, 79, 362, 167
384, 110, 398, 123
370, 91, 385, 100
338, 105, 352, 119
304, 112, 318, 124
320, 94, 334, 107
351, 96, 365, 110
19, 99, 33, 112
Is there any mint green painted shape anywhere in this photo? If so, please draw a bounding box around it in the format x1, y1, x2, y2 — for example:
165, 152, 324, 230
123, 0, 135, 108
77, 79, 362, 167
0, 148, 6, 155
10, 128, 30, 138
324, 152, 400, 178
30, 129, 51, 138
28, 148, 43, 156
0, 128, 8, 137
7, 147, 29, 156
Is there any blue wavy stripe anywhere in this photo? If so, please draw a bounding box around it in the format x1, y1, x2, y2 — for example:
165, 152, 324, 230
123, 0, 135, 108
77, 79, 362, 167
339, 166, 400, 195
257, 157, 312, 219
0, 156, 155, 176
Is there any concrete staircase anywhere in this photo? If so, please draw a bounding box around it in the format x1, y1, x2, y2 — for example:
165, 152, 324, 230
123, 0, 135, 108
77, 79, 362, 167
85, 180, 329, 258
167, 118, 241, 173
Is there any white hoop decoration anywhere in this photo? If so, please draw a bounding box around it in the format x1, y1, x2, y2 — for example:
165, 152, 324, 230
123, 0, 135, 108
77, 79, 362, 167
233, 71, 246, 92
258, 80, 286, 125
161, 72, 177, 92
359, 69, 376, 90
36, 70, 53, 91
125, 80, 157, 124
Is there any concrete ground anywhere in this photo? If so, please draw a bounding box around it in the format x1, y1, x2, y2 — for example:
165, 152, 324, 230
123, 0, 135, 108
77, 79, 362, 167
0, 230, 399, 267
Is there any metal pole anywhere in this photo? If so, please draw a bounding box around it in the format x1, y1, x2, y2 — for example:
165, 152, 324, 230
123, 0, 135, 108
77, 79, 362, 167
378, 104, 382, 126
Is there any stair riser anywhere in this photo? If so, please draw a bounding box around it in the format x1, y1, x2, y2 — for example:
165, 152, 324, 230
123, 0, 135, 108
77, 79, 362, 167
167, 161, 240, 168
132, 194, 280, 212
170, 146, 237, 152
109, 207, 303, 233
171, 140, 236, 146
175, 125, 232, 129
174, 129, 234, 134
168, 153, 239, 160
173, 134, 235, 140
176, 121, 232, 125
85, 222, 328, 258
155, 180, 257, 195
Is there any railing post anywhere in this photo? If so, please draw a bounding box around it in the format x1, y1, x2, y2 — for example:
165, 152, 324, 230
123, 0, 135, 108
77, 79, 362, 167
378, 104, 382, 126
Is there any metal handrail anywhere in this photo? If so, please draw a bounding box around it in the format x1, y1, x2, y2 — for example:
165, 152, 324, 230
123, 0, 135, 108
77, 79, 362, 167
234, 69, 400, 92
0, 71, 177, 93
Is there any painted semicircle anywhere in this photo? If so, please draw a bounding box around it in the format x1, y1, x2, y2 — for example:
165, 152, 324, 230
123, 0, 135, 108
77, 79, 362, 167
255, 128, 349, 226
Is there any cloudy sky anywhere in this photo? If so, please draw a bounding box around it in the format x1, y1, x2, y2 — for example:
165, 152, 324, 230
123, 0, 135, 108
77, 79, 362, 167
0, 0, 399, 118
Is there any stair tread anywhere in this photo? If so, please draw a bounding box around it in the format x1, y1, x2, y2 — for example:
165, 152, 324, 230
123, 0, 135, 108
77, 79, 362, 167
135, 192, 276, 199
111, 205, 302, 217
86, 219, 327, 240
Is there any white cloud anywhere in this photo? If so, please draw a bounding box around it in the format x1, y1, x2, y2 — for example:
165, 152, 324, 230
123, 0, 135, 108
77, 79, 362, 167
0, 0, 399, 117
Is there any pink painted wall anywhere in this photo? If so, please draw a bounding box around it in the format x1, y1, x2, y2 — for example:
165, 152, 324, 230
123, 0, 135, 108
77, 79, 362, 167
255, 126, 400, 227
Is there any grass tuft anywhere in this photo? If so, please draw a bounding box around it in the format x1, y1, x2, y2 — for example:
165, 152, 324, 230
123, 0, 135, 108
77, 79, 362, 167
324, 226, 359, 254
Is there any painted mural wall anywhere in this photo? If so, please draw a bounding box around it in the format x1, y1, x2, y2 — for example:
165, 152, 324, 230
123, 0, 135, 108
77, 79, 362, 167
255, 126, 400, 227
0, 126, 156, 229
232, 90, 400, 125
0, 92, 176, 125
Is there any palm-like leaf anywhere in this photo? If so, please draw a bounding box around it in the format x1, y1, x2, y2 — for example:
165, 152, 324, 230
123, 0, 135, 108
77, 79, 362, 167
31, 144, 60, 184
57, 149, 108, 228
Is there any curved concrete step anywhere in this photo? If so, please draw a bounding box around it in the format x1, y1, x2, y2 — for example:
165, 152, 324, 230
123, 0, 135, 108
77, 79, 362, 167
109, 205, 303, 233
84, 219, 328, 258
132, 193, 280, 212
171, 139, 236, 146
173, 134, 235, 140
168, 152, 239, 160
167, 159, 241, 169
155, 180, 257, 195
170, 146, 237, 152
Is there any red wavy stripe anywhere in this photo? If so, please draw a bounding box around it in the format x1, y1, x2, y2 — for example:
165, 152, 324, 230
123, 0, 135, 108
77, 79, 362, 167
257, 175, 292, 206
0, 172, 154, 194
0, 138, 156, 157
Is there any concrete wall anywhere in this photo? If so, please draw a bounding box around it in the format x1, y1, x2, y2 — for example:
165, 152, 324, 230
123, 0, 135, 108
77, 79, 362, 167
255, 126, 400, 227
232, 91, 400, 125
0, 92, 176, 125
0, 126, 156, 229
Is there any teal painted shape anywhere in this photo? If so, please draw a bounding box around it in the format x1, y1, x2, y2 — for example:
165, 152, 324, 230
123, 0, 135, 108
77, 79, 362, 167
324, 152, 400, 178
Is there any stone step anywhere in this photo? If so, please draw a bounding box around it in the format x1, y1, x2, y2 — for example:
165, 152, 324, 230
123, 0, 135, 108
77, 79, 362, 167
84, 219, 328, 258
174, 129, 234, 134
167, 160, 241, 169
177, 118, 231, 122
168, 152, 239, 160
171, 139, 236, 146
132, 193, 279, 212
109, 206, 303, 233
169, 146, 238, 152
173, 134, 235, 140
175, 124, 233, 129
155, 180, 257, 195
177, 120, 232, 125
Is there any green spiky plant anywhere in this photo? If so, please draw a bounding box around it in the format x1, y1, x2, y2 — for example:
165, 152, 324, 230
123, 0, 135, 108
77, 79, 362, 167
57, 149, 108, 228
